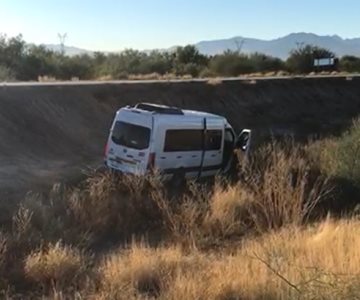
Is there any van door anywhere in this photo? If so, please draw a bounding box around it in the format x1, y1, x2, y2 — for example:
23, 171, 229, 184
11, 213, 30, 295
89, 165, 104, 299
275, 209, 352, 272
156, 120, 203, 179
106, 112, 152, 175
200, 119, 224, 177
222, 128, 236, 171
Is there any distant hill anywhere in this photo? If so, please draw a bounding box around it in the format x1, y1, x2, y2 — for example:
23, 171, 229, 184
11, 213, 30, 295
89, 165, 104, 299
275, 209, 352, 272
195, 33, 360, 59
42, 44, 93, 56
42, 33, 360, 59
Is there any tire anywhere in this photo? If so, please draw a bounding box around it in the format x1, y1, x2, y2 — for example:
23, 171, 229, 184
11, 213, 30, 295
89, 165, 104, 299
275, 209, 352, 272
171, 168, 186, 188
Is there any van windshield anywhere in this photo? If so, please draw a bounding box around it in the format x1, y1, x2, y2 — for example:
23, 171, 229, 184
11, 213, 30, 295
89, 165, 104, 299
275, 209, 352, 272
111, 121, 150, 150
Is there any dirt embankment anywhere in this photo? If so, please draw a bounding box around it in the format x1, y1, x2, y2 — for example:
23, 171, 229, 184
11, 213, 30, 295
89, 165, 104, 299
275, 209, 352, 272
1, 77, 360, 199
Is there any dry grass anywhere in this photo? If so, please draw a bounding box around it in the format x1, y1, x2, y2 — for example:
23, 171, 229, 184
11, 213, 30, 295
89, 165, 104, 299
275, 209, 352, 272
242, 144, 331, 231
0, 232, 7, 288
24, 241, 88, 290
98, 243, 187, 298
203, 185, 253, 238
67, 172, 163, 239
276, 70, 290, 76
181, 74, 193, 80
126, 73, 192, 81
93, 218, 360, 300
207, 77, 223, 85
1, 141, 359, 298
37, 75, 57, 82
127, 72, 163, 80
96, 74, 114, 81
155, 143, 330, 249
169, 219, 360, 300
12, 172, 164, 248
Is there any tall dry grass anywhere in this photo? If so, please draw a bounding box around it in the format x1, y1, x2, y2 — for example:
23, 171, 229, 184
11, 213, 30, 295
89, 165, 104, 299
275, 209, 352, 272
95, 218, 360, 300
98, 243, 186, 299
242, 143, 331, 231
24, 241, 89, 290
155, 143, 331, 249
13, 172, 164, 248
0, 141, 357, 298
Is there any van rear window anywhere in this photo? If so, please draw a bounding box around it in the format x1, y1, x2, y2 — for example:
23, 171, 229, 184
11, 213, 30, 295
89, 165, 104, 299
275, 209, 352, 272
111, 121, 150, 150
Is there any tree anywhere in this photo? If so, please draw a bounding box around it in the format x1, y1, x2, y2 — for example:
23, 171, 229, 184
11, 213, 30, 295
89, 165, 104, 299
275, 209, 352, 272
0, 34, 26, 77
286, 44, 335, 74
20, 45, 56, 80
173, 45, 208, 76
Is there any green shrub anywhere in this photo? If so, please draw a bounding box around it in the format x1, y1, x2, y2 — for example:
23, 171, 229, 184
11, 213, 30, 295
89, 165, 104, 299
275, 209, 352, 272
339, 55, 360, 73
0, 65, 15, 81
309, 118, 360, 186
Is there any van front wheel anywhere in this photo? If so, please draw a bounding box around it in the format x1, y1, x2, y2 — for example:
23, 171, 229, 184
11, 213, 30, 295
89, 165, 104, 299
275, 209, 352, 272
171, 168, 186, 188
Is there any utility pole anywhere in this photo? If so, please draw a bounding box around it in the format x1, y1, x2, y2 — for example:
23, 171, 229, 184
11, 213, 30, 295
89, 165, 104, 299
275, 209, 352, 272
57, 33, 67, 55
235, 38, 245, 54
295, 41, 304, 50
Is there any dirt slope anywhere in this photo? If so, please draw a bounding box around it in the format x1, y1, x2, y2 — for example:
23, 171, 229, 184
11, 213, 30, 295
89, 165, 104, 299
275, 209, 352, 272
1, 77, 360, 199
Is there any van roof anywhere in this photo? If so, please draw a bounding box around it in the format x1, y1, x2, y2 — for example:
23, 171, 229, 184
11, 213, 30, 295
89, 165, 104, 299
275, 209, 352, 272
118, 103, 224, 120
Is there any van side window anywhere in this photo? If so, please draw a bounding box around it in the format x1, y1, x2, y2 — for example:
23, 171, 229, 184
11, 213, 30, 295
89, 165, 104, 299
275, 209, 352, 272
164, 130, 202, 152
164, 129, 222, 152
206, 130, 222, 150
224, 129, 235, 143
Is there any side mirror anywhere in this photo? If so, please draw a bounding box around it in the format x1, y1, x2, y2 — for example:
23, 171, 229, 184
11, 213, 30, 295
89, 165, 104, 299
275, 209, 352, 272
236, 129, 251, 152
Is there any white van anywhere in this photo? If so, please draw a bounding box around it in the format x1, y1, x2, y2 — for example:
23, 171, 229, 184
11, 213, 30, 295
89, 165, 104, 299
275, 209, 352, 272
104, 103, 251, 180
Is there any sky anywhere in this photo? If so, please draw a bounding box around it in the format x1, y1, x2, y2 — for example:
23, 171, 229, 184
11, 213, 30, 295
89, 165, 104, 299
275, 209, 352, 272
1, 0, 359, 51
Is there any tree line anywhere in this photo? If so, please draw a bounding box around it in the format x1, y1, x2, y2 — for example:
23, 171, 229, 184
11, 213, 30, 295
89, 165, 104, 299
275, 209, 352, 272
1, 34, 360, 81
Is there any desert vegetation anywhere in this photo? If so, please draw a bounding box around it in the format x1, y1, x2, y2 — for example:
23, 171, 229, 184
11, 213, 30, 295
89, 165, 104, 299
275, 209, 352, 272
1, 34, 360, 81
1, 120, 360, 299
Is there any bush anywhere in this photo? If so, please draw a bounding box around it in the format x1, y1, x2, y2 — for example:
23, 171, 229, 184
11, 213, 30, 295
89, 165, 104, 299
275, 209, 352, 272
309, 118, 360, 186
339, 55, 360, 73
0, 65, 15, 81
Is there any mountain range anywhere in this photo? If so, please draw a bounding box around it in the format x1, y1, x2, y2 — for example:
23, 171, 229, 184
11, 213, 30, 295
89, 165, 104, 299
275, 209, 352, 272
44, 33, 360, 59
